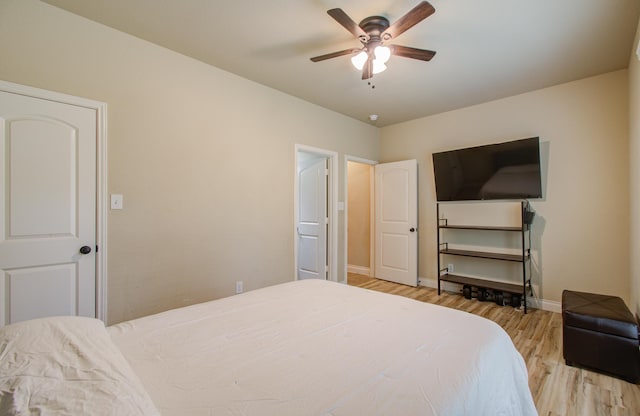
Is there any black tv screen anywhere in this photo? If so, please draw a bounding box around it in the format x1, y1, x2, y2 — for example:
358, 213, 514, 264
432, 137, 542, 201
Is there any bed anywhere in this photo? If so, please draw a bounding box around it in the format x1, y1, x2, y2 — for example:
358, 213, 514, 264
1, 279, 537, 415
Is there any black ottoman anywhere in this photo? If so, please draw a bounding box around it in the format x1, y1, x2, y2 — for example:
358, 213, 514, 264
562, 290, 640, 383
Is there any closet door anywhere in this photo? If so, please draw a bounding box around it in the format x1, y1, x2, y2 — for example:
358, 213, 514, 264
297, 157, 328, 280
0, 89, 97, 326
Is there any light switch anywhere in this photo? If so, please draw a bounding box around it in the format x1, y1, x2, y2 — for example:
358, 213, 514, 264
111, 194, 123, 210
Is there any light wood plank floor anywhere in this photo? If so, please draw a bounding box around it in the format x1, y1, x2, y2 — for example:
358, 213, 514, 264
347, 274, 640, 416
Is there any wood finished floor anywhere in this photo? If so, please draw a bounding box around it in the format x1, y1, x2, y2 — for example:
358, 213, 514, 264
347, 274, 640, 416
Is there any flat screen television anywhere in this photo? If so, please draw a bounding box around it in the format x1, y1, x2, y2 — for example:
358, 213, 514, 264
432, 137, 542, 201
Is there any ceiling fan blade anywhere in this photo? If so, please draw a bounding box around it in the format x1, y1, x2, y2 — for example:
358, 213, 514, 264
327, 8, 368, 41
362, 55, 373, 80
391, 45, 436, 61
310, 48, 360, 62
383, 1, 435, 40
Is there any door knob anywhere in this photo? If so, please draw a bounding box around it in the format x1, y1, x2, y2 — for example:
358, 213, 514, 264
79, 245, 92, 255
409, 228, 416, 232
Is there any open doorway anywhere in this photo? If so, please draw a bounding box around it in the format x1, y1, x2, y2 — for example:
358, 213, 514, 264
346, 157, 419, 287
294, 145, 338, 282
345, 156, 376, 284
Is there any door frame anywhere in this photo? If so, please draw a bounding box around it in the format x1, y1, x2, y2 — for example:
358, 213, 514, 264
294, 144, 338, 282
344, 155, 377, 282
0, 80, 108, 322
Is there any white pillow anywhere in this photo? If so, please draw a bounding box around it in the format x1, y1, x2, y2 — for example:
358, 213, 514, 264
0, 316, 159, 415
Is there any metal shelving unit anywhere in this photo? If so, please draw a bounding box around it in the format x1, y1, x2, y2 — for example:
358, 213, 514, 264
436, 201, 532, 313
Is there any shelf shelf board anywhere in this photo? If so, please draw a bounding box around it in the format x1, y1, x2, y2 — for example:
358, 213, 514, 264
439, 274, 524, 294
439, 248, 527, 262
439, 224, 525, 232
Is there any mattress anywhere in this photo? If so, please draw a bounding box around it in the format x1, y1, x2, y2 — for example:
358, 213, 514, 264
108, 279, 537, 415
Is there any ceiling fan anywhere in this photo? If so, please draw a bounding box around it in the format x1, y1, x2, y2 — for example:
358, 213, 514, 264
310, 1, 437, 80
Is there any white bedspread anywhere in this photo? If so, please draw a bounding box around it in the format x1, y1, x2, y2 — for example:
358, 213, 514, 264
109, 279, 537, 416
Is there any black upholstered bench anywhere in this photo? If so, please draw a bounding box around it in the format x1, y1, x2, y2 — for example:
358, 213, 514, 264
562, 290, 640, 383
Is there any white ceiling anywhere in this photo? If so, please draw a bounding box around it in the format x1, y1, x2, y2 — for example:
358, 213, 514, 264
42, 0, 640, 127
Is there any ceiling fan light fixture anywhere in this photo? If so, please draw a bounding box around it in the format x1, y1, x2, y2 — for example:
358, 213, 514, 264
374, 46, 391, 64
351, 51, 368, 70
351, 47, 390, 74
372, 60, 387, 74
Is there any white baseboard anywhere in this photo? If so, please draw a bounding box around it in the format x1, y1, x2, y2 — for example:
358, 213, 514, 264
418, 276, 561, 313
347, 265, 370, 276
528, 298, 561, 313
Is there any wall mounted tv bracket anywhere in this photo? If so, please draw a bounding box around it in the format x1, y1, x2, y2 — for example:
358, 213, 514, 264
523, 201, 535, 225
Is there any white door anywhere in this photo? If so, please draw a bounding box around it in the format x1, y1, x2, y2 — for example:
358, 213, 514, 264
297, 157, 327, 280
0, 90, 97, 326
374, 160, 418, 286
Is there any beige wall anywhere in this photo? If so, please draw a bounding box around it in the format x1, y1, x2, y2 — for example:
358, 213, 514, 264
380, 70, 630, 307
630, 17, 640, 317
347, 161, 371, 270
0, 0, 379, 324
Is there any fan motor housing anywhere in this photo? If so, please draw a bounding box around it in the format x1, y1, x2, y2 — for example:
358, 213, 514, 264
359, 16, 390, 38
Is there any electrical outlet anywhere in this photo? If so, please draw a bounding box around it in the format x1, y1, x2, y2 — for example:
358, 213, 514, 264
447, 263, 454, 273
236, 281, 243, 294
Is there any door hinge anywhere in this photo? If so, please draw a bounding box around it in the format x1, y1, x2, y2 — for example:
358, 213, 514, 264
95, 245, 99, 253
325, 217, 329, 225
